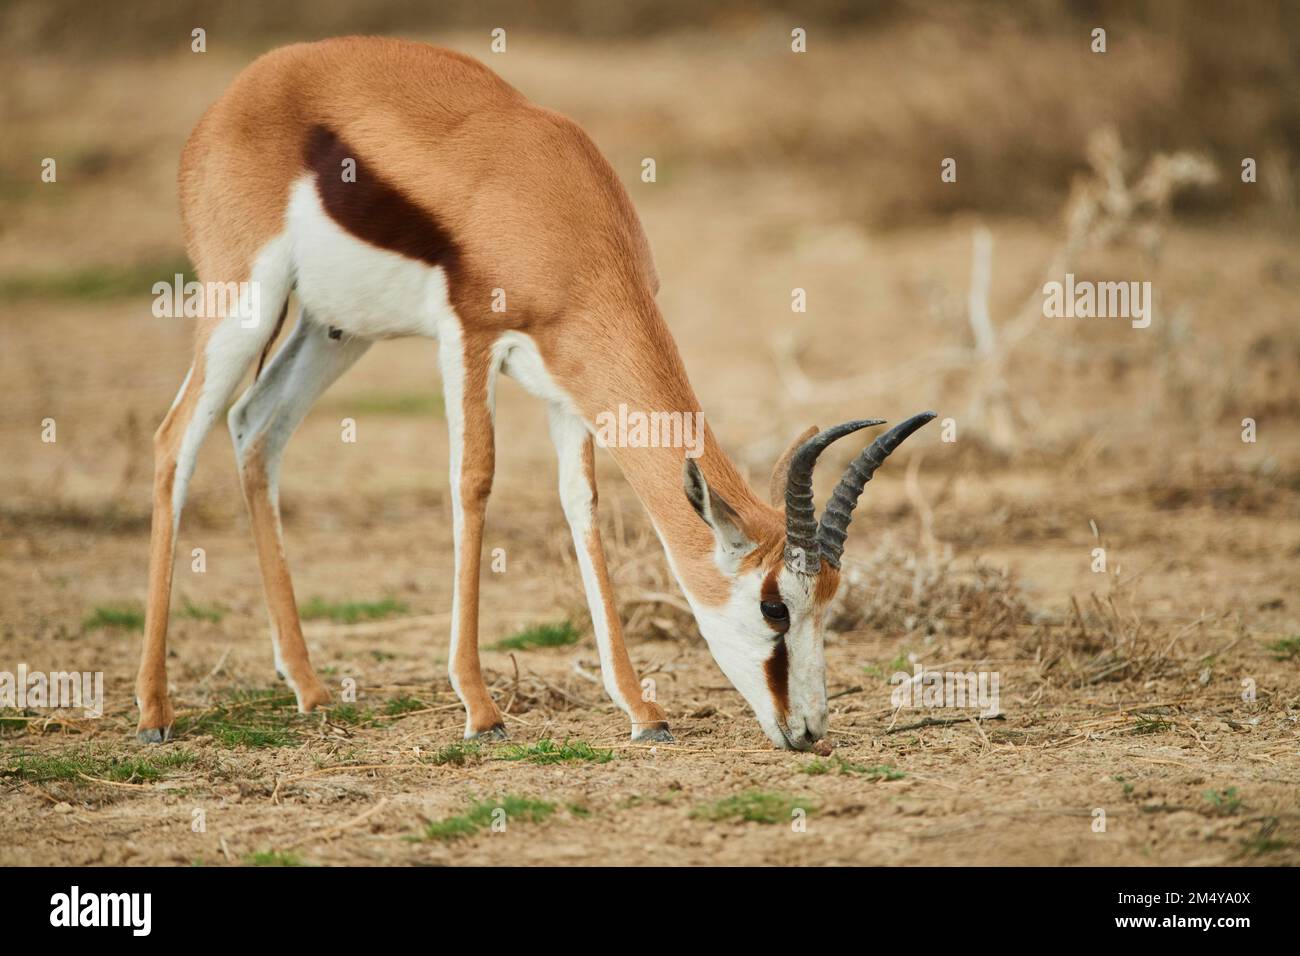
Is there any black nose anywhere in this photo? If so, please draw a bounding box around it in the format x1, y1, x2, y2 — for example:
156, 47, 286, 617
803, 728, 819, 744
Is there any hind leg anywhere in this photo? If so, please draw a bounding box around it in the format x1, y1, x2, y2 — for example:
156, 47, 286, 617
136, 260, 292, 741
439, 325, 506, 739
227, 311, 371, 712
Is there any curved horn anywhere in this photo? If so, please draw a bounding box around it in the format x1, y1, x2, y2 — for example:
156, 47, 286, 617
784, 419, 885, 574
816, 411, 937, 569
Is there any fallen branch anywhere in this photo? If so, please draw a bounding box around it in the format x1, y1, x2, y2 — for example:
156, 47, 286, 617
885, 713, 1006, 734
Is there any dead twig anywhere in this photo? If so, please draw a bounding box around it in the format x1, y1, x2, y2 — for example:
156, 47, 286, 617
886, 714, 1006, 735
284, 798, 391, 850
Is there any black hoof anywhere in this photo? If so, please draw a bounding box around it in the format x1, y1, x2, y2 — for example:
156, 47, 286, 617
632, 724, 674, 743
467, 724, 508, 742
136, 726, 172, 744
275, 669, 286, 680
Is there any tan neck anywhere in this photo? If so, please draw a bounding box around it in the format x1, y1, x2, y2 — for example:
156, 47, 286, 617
543, 299, 777, 606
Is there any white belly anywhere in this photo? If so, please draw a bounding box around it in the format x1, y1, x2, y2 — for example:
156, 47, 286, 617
285, 176, 455, 340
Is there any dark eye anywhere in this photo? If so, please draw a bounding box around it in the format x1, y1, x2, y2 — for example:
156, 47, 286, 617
760, 601, 789, 624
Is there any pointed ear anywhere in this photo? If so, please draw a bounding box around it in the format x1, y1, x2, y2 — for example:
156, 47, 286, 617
684, 458, 755, 563
769, 425, 820, 507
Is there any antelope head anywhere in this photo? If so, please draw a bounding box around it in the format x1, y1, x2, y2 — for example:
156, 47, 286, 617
682, 412, 936, 750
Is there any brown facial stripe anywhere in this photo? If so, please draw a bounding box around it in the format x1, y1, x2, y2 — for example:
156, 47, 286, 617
303, 125, 461, 270
764, 637, 789, 718
759, 567, 788, 634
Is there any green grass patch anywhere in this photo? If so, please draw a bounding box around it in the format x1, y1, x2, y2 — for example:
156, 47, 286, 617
223, 689, 296, 708
490, 621, 579, 652
382, 696, 425, 716
422, 814, 480, 841
299, 597, 408, 625
173, 689, 300, 748
179, 601, 225, 624
802, 757, 904, 780
0, 256, 193, 303
0, 710, 31, 732
326, 704, 373, 726
1204, 787, 1242, 815
1244, 836, 1287, 855
194, 720, 298, 749
497, 738, 614, 765
1242, 819, 1286, 856
345, 392, 443, 417
1, 748, 195, 783
420, 795, 556, 842
244, 851, 305, 867
429, 742, 481, 767
692, 791, 813, 825
1267, 636, 1300, 660
82, 603, 144, 632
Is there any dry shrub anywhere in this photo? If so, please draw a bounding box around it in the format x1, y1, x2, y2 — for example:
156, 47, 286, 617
489, 665, 600, 718
1021, 582, 1192, 689
830, 546, 1026, 652
775, 127, 1221, 457
1059, 128, 1218, 261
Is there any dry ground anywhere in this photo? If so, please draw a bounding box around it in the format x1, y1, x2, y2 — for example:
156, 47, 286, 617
1, 29, 1298, 866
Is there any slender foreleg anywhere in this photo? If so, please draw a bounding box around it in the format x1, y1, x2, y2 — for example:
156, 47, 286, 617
547, 406, 673, 742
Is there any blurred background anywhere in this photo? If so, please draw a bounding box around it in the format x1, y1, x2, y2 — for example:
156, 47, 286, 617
1, 0, 1298, 866
2, 0, 1296, 608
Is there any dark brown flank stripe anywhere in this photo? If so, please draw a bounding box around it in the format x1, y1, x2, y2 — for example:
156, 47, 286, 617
303, 125, 461, 271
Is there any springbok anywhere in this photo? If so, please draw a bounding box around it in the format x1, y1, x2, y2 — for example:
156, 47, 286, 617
136, 37, 934, 751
